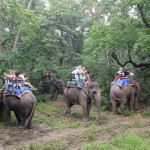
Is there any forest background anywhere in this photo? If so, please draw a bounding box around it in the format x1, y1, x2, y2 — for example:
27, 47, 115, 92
0, 0, 150, 106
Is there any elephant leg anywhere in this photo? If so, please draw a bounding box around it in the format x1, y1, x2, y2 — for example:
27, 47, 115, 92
19, 118, 26, 129
129, 97, 134, 110
26, 120, 32, 129
87, 102, 91, 118
49, 90, 58, 101
118, 99, 127, 114
81, 103, 89, 122
127, 99, 130, 109
111, 98, 116, 114
49, 92, 54, 100
26, 112, 35, 129
65, 102, 73, 116
14, 112, 21, 126
134, 92, 138, 109
53, 90, 59, 100
5, 110, 12, 126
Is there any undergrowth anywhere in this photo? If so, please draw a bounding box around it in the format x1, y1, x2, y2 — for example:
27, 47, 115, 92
82, 133, 150, 150
23, 139, 66, 150
143, 109, 150, 117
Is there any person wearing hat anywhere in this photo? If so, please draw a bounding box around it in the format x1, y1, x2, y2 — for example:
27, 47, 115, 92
114, 68, 124, 81
84, 71, 91, 84
72, 66, 84, 88
81, 66, 87, 80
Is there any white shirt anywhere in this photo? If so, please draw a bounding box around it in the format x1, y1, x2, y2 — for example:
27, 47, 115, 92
19, 74, 25, 81
72, 69, 83, 80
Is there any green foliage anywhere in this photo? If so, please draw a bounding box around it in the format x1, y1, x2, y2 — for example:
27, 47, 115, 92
143, 109, 150, 117
122, 106, 136, 116
113, 133, 149, 150
0, 0, 150, 106
24, 139, 66, 150
36, 94, 51, 102
82, 133, 150, 150
81, 128, 99, 142
82, 141, 113, 150
34, 101, 110, 131
133, 120, 146, 127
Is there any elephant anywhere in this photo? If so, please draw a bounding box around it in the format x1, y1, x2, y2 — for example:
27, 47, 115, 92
64, 82, 101, 121
0, 90, 5, 121
39, 79, 66, 100
110, 84, 139, 114
2, 92, 37, 129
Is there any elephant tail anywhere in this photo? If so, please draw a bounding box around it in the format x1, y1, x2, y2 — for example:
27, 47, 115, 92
110, 87, 125, 101
25, 99, 37, 128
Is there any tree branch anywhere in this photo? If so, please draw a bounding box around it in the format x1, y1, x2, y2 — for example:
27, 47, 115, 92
111, 51, 150, 68
137, 4, 150, 28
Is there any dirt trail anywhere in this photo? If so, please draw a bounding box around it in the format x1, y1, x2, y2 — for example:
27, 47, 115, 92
0, 101, 150, 150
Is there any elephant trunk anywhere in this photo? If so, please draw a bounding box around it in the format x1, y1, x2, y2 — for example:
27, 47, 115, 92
94, 90, 101, 120
25, 100, 37, 128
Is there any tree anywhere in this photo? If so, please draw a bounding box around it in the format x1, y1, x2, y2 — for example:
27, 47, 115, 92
1, 0, 39, 52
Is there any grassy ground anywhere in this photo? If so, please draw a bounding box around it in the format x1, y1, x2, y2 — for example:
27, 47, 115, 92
0, 94, 150, 150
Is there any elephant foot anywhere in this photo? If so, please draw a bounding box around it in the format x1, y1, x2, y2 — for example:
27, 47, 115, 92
97, 116, 100, 120
5, 125, 11, 129
111, 112, 116, 115
117, 111, 123, 114
49, 97, 55, 101
5, 122, 13, 127
48, 98, 52, 101
82, 118, 89, 122
19, 125, 25, 129
65, 113, 72, 117
27, 125, 32, 129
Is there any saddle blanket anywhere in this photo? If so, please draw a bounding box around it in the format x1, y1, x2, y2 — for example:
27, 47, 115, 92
112, 79, 136, 87
3, 85, 32, 98
66, 81, 77, 88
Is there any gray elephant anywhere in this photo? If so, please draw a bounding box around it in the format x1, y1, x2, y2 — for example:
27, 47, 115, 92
110, 84, 139, 114
0, 90, 5, 121
3, 92, 37, 129
40, 79, 66, 100
64, 82, 101, 121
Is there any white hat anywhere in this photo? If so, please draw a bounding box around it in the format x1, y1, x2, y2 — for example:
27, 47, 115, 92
119, 67, 122, 71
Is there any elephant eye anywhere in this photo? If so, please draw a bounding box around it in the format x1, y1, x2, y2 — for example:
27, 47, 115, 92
93, 91, 96, 94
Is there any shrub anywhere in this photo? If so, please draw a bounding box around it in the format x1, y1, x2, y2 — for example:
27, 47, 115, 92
82, 133, 149, 150
143, 109, 150, 117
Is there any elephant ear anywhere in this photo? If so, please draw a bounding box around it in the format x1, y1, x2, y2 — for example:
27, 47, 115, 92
0, 89, 3, 98
88, 85, 95, 91
55, 79, 65, 89
87, 82, 100, 93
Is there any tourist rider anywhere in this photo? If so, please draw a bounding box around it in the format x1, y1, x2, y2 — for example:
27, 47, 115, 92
72, 66, 84, 88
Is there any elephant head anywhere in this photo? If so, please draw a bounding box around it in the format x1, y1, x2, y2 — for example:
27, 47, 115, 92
39, 81, 50, 93
85, 82, 101, 119
55, 79, 66, 94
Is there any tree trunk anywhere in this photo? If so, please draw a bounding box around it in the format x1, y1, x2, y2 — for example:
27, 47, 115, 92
0, 1, 3, 53
0, 19, 2, 54
12, 0, 33, 51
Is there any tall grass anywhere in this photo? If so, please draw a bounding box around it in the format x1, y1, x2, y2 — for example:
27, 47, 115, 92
82, 133, 150, 150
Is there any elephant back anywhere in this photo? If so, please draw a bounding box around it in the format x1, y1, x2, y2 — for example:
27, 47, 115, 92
110, 84, 127, 100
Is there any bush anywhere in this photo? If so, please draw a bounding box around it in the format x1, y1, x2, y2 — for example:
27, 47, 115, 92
36, 94, 51, 102
82, 133, 149, 150
143, 109, 150, 117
